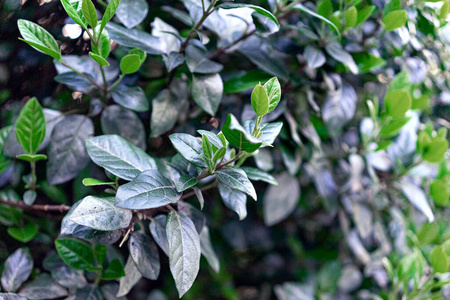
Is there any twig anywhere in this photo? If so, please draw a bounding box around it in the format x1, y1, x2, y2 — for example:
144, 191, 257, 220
0, 199, 71, 213
60, 61, 105, 91
119, 228, 132, 247
208, 29, 256, 60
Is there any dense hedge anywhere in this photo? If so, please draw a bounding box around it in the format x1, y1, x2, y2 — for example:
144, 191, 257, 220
0, 0, 450, 299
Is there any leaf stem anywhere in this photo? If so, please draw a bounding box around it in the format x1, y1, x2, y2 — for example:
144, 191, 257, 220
30, 160, 37, 191
108, 74, 124, 92
99, 65, 108, 101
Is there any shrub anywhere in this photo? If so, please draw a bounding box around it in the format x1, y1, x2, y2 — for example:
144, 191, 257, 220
0, 0, 449, 299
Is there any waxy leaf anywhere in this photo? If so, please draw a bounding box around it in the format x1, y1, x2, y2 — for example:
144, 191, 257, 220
68, 196, 132, 231
111, 84, 149, 112
86, 134, 156, 181
101, 259, 126, 280
222, 114, 262, 152
115, 0, 149, 29
60, 0, 86, 28
55, 238, 94, 270
243, 120, 283, 146
47, 115, 94, 185
175, 174, 198, 192
82, 0, 97, 28
218, 183, 247, 220
100, 0, 121, 32
120, 54, 141, 74
117, 256, 142, 297
169, 133, 207, 168
18, 274, 68, 300
191, 73, 223, 116
219, 3, 279, 30
116, 170, 182, 209
15, 97, 46, 155
264, 77, 281, 113
166, 210, 201, 298
89, 52, 109, 66
251, 84, 269, 116
216, 168, 257, 200
240, 167, 278, 185
149, 215, 169, 256
128, 232, 160, 280
1, 248, 33, 292
200, 226, 220, 273
18, 19, 61, 60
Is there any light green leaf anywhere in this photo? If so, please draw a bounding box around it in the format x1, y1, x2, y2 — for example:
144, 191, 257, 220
86, 134, 157, 181
120, 54, 141, 74
68, 196, 132, 231
431, 245, 448, 273
318, 0, 333, 19
111, 84, 149, 112
18, 19, 61, 60
216, 168, 257, 200
191, 73, 223, 116
60, 0, 86, 29
166, 210, 201, 298
7, 222, 38, 243
55, 238, 94, 270
16, 153, 47, 162
82, 178, 114, 186
356, 5, 375, 26
169, 133, 207, 168
92, 26, 111, 58
251, 84, 269, 116
384, 90, 411, 118
430, 179, 449, 206
89, 52, 109, 66
383, 10, 407, 31
345, 6, 357, 28
202, 134, 213, 160
422, 138, 448, 163
264, 77, 281, 113
222, 114, 262, 153
82, 0, 97, 28
116, 170, 182, 209
15, 97, 46, 154
101, 0, 121, 32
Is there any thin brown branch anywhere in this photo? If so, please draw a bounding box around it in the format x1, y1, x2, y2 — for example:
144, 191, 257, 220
0, 199, 71, 213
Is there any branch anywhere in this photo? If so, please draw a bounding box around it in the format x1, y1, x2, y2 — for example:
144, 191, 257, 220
0, 199, 71, 213
208, 29, 256, 60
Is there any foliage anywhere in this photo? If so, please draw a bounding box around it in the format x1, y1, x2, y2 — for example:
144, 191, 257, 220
0, 0, 450, 299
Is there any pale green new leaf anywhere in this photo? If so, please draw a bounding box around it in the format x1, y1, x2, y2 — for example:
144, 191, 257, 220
101, 0, 121, 32
82, 0, 97, 28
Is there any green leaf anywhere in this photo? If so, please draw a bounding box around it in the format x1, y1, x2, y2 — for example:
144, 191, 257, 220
169, 133, 207, 168
60, 0, 86, 29
128, 232, 160, 280
355, 5, 375, 26
116, 170, 182, 209
94, 244, 106, 264
292, 4, 341, 38
86, 134, 157, 181
82, 0, 97, 28
384, 90, 411, 118
7, 222, 38, 243
251, 84, 269, 116
16, 153, 47, 162
379, 116, 411, 138
89, 52, 109, 66
240, 167, 278, 185
82, 178, 114, 186
120, 54, 141, 74
175, 174, 198, 192
202, 134, 213, 160
345, 6, 357, 28
264, 77, 281, 113
318, 0, 333, 19
383, 0, 401, 16
197, 130, 224, 150
218, 3, 279, 30
216, 168, 257, 200
101, 259, 126, 280
55, 238, 94, 270
383, 10, 407, 31
388, 71, 411, 93
150, 89, 180, 137
18, 19, 61, 60
92, 26, 111, 58
423, 138, 448, 163
166, 210, 201, 298
115, 0, 149, 29
191, 73, 223, 116
431, 245, 448, 273
353, 53, 386, 72
223, 70, 272, 93
440, 1, 450, 19
217, 183, 247, 220
101, 0, 121, 32
68, 196, 132, 230
149, 215, 169, 256
111, 84, 149, 112
430, 179, 449, 206
222, 114, 262, 152
242, 121, 283, 146
129, 48, 147, 63
15, 97, 46, 154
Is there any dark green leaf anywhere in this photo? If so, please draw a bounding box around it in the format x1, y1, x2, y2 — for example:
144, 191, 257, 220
224, 70, 272, 93
18, 274, 68, 300
169, 133, 207, 168
149, 215, 169, 256
128, 232, 160, 279
176, 174, 198, 192
15, 97, 46, 154
292, 4, 340, 38
222, 114, 262, 152
101, 259, 126, 280
191, 73, 223, 116
54, 238, 94, 270
218, 183, 247, 220
93, 244, 106, 265
240, 167, 278, 185
200, 226, 220, 273
111, 84, 149, 112
105, 22, 162, 54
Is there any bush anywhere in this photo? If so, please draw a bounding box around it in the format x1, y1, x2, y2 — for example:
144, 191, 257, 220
0, 0, 449, 299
